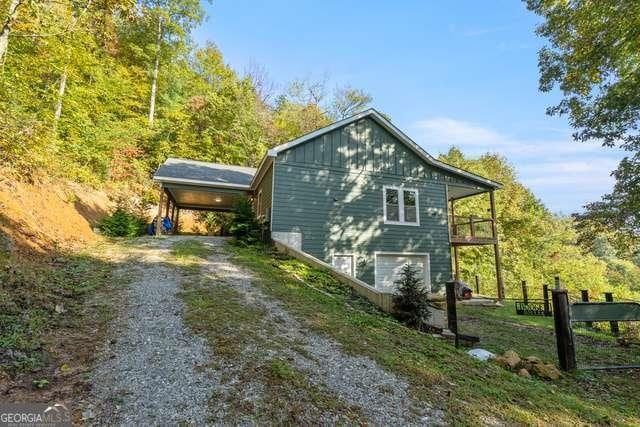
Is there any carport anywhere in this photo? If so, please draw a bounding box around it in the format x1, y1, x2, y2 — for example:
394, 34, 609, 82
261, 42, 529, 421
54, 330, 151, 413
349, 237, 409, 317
152, 158, 256, 235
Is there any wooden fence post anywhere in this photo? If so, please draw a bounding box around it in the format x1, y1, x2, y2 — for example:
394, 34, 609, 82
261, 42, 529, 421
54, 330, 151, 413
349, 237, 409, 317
543, 284, 551, 316
604, 292, 620, 336
580, 290, 592, 328
521, 280, 528, 304
551, 289, 577, 371
554, 276, 561, 290
475, 275, 480, 294
446, 280, 459, 348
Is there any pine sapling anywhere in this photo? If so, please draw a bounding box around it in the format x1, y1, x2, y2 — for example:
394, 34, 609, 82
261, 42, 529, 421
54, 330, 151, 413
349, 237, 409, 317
392, 263, 431, 329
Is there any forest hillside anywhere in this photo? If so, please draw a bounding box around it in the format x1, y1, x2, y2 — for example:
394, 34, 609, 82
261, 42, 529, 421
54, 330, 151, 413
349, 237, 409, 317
1, 0, 639, 300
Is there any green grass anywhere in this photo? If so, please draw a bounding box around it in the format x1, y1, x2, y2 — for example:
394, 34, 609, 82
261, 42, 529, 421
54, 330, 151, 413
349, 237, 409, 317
171, 239, 214, 259
459, 301, 640, 365
228, 243, 640, 426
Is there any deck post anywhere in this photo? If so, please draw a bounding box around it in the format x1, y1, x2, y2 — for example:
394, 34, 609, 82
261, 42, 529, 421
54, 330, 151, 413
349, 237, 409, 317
155, 186, 164, 237
489, 191, 505, 300
450, 199, 460, 280
453, 246, 460, 280
450, 199, 456, 236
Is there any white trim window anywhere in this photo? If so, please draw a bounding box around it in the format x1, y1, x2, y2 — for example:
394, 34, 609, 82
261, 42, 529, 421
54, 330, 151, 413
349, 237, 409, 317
383, 186, 419, 226
332, 253, 356, 277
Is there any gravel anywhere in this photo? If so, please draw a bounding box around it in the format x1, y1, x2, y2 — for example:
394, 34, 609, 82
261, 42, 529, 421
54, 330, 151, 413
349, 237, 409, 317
84, 236, 443, 425
85, 237, 219, 425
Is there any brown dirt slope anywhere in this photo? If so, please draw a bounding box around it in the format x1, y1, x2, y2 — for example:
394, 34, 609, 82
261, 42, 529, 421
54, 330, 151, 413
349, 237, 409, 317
0, 170, 111, 253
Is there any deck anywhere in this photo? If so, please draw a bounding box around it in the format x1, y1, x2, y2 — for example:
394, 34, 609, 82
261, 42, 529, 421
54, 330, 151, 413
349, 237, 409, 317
449, 215, 497, 246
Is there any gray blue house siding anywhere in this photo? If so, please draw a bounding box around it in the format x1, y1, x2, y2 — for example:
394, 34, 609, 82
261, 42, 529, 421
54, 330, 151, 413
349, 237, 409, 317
272, 163, 451, 288
270, 117, 485, 290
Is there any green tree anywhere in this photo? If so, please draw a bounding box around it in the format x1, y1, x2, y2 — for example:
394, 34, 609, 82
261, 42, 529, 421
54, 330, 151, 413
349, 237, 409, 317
573, 154, 640, 257
440, 148, 615, 298
392, 264, 431, 329
525, 0, 640, 150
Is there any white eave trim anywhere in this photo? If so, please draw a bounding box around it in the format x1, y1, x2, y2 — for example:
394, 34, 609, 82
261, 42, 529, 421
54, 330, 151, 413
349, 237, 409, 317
153, 176, 251, 190
249, 155, 274, 190
266, 108, 502, 190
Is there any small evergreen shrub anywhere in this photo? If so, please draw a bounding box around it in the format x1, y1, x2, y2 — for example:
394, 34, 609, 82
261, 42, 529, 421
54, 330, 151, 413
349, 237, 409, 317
98, 208, 147, 237
229, 197, 262, 243
392, 264, 431, 329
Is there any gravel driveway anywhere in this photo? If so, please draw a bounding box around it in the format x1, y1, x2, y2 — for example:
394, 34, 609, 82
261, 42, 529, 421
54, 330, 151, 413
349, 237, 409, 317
84, 237, 218, 425
84, 236, 442, 425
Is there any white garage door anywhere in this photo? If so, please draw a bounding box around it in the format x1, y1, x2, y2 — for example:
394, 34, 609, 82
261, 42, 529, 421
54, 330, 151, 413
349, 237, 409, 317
375, 253, 430, 292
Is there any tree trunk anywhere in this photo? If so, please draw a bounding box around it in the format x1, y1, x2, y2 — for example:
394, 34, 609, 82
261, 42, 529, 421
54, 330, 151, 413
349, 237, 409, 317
148, 15, 162, 126
54, 68, 67, 123
0, 0, 23, 65
52, 2, 87, 125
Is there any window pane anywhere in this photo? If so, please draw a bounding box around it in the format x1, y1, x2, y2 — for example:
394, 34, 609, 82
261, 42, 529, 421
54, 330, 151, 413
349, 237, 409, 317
404, 190, 417, 223
385, 189, 399, 221
404, 190, 416, 206
404, 205, 416, 222
387, 204, 399, 221
386, 189, 398, 205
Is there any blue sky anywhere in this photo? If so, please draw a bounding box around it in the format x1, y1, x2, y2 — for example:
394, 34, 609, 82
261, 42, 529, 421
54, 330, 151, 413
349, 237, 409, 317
193, 0, 625, 214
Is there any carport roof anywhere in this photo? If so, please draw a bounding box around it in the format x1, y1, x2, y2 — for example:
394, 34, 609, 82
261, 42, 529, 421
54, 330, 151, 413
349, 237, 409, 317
153, 158, 256, 190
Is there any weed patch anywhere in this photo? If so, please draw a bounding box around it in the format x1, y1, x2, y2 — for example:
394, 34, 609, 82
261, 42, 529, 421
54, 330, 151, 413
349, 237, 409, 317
0, 249, 116, 375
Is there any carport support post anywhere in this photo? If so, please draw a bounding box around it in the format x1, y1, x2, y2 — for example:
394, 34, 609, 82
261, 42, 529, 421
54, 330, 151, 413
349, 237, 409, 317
174, 208, 180, 235
551, 289, 576, 371
489, 191, 505, 300
155, 186, 164, 236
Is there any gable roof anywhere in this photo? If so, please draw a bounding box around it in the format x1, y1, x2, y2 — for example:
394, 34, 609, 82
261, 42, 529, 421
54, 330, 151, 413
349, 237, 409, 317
261, 108, 502, 190
154, 158, 256, 190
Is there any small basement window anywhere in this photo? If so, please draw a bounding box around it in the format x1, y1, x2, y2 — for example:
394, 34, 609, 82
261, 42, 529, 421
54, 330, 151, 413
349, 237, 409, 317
383, 186, 419, 226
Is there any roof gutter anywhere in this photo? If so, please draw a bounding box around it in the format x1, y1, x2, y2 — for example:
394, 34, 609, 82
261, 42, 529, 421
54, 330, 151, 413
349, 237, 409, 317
153, 175, 252, 190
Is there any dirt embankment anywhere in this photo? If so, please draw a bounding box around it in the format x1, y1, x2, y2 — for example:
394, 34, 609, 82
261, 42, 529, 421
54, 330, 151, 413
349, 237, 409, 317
0, 171, 111, 254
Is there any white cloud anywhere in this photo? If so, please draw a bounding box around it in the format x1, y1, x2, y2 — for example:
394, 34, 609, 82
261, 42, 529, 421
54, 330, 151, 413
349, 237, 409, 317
414, 117, 507, 147
410, 116, 625, 213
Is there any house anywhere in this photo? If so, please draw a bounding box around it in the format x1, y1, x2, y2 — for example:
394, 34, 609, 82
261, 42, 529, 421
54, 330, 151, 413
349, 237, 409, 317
153, 109, 504, 297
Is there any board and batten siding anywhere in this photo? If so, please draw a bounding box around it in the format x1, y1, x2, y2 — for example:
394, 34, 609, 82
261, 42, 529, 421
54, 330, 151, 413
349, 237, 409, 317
271, 117, 465, 290
253, 163, 273, 220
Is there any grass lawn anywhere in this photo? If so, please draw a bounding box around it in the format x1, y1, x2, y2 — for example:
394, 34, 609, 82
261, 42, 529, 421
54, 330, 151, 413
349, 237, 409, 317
227, 242, 639, 425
